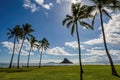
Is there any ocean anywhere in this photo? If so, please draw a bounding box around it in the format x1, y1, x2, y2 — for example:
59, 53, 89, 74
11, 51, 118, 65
0, 63, 76, 68
1, 62, 117, 68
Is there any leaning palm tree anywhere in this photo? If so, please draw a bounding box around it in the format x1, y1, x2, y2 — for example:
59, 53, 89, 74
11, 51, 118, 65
38, 37, 50, 68
27, 36, 37, 68
7, 25, 22, 68
90, 0, 120, 76
17, 23, 34, 68
63, 3, 93, 80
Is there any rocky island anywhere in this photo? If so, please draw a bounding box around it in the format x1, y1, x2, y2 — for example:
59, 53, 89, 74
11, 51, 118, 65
60, 58, 73, 64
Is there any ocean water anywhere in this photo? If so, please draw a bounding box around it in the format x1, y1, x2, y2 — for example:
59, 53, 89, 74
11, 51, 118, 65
1, 62, 119, 68
0, 63, 76, 68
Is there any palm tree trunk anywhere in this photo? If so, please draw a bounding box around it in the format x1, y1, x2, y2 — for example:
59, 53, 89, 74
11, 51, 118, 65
39, 48, 43, 68
27, 47, 32, 68
9, 36, 16, 68
17, 36, 25, 68
99, 8, 118, 76
76, 23, 83, 80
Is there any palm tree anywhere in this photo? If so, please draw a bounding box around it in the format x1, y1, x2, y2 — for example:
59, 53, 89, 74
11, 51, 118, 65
37, 37, 50, 68
27, 36, 37, 68
62, 3, 93, 80
90, 0, 120, 76
17, 23, 34, 68
7, 25, 22, 68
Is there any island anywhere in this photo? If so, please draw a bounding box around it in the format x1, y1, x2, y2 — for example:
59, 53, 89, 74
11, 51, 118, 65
60, 58, 73, 64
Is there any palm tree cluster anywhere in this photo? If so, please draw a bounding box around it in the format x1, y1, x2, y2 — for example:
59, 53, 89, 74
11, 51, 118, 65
7, 23, 50, 69
63, 0, 120, 79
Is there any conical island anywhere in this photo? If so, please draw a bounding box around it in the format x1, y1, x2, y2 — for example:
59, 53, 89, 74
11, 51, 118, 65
60, 58, 73, 64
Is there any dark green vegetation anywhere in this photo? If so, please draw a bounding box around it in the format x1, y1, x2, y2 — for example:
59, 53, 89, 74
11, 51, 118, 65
0, 65, 120, 80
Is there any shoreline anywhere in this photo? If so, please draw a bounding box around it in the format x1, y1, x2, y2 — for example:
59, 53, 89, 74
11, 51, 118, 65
0, 63, 120, 68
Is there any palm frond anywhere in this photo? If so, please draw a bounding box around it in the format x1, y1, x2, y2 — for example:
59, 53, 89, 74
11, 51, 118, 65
66, 20, 73, 29
8, 28, 13, 32
71, 3, 81, 16
87, 6, 96, 14
92, 12, 97, 27
66, 15, 73, 19
16, 37, 19, 44
102, 9, 112, 19
7, 32, 12, 36
8, 34, 14, 40
115, 1, 120, 7
71, 24, 75, 36
90, 0, 98, 4
28, 34, 34, 38
108, 5, 120, 10
22, 23, 34, 35
27, 36, 30, 42
62, 17, 72, 26
39, 37, 50, 51
79, 21, 93, 30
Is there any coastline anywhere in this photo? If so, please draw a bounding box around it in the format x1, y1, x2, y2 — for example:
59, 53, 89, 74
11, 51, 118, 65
0, 62, 120, 68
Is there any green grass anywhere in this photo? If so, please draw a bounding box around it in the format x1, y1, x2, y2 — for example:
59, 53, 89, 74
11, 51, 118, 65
0, 65, 120, 80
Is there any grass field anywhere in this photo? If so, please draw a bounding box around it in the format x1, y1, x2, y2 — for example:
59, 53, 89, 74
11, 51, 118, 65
0, 65, 120, 80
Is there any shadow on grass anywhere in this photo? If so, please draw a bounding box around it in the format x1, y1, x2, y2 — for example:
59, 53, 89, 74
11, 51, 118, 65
114, 74, 120, 78
0, 69, 30, 73
0, 67, 38, 73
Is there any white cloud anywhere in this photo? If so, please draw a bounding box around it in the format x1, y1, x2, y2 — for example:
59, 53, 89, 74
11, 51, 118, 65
23, 0, 53, 12
81, 50, 120, 64
65, 41, 78, 49
1, 40, 78, 56
35, 0, 44, 4
23, 0, 39, 12
70, 0, 81, 3
23, 0, 85, 13
1, 41, 34, 56
56, 0, 81, 4
56, 0, 61, 4
42, 4, 51, 9
35, 0, 53, 9
84, 13, 120, 46
46, 47, 78, 56
65, 41, 85, 49
81, 46, 120, 63
84, 38, 103, 45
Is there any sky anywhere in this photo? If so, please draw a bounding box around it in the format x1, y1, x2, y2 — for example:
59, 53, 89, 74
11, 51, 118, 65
0, 0, 120, 64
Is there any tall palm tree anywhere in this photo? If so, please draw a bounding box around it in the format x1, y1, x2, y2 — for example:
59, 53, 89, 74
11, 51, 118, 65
27, 36, 37, 68
62, 3, 93, 80
7, 25, 22, 68
38, 37, 50, 68
90, 0, 120, 76
17, 23, 34, 68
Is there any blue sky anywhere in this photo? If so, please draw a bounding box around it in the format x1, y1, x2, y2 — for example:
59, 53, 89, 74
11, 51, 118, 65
0, 0, 120, 64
